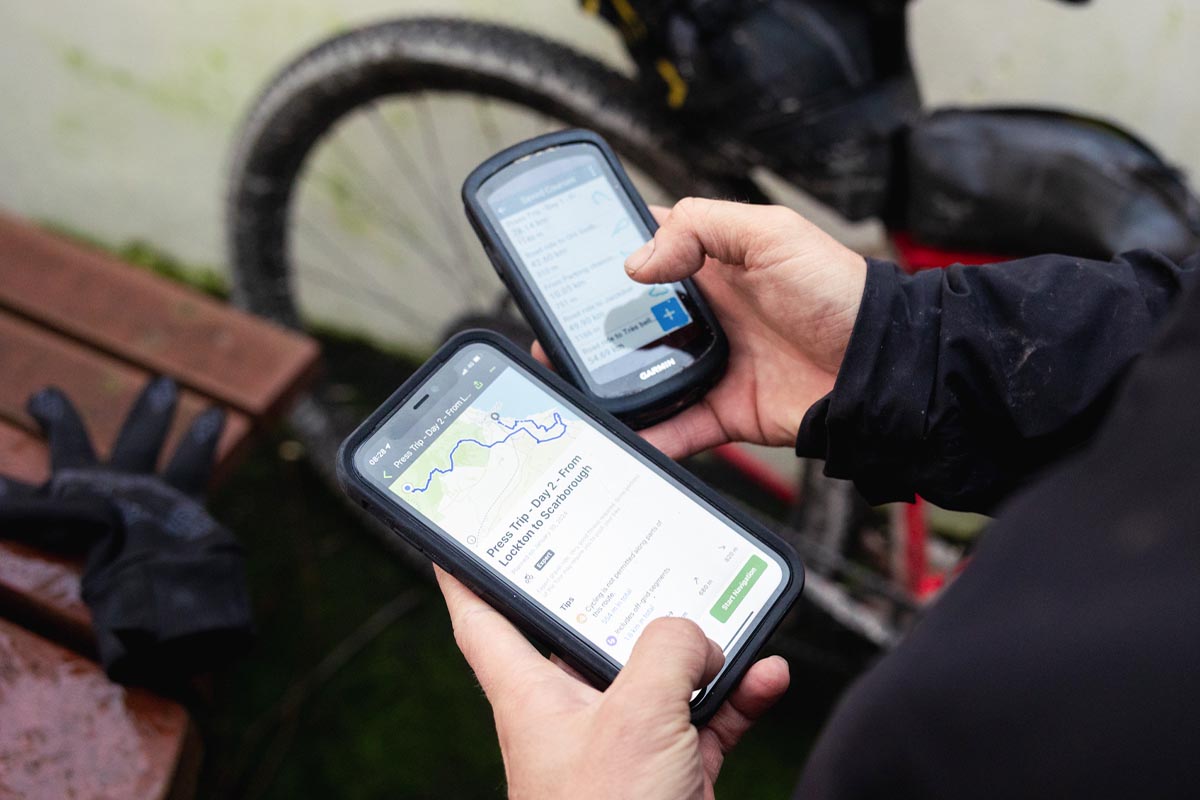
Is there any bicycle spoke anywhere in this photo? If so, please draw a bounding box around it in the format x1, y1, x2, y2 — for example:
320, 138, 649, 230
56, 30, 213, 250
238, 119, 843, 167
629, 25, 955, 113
296, 259, 440, 329
412, 93, 490, 298
295, 206, 395, 298
305, 165, 464, 290
364, 100, 485, 301
294, 212, 441, 329
474, 98, 505, 154
318, 140, 450, 259
318, 138, 473, 296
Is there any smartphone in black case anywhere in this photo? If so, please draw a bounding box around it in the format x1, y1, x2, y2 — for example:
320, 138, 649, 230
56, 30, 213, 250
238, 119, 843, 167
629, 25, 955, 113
337, 331, 802, 724
462, 129, 728, 428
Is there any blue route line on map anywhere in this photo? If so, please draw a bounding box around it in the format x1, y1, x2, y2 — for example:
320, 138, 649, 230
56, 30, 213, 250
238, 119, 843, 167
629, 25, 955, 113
405, 412, 568, 494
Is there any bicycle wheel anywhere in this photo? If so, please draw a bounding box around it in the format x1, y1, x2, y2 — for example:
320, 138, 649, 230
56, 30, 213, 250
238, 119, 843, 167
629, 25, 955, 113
227, 17, 754, 476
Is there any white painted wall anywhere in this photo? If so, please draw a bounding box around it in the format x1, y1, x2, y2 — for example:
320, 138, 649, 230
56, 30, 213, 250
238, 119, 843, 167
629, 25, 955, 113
0, 0, 1196, 276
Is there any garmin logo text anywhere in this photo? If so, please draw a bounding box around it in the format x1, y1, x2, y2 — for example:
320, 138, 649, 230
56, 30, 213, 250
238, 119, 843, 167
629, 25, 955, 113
639, 358, 677, 381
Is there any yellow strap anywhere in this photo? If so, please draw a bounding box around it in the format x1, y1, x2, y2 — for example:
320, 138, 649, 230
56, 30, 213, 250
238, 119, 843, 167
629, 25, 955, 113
581, 0, 601, 14
610, 0, 647, 40
655, 58, 689, 109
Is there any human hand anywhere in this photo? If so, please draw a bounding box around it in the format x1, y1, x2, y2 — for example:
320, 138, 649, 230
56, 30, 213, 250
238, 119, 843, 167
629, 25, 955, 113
533, 198, 866, 459
436, 567, 790, 800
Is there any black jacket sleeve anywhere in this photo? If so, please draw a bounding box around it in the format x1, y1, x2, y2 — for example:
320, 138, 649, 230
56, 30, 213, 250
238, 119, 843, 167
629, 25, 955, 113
796, 249, 1199, 512
792, 259, 1200, 800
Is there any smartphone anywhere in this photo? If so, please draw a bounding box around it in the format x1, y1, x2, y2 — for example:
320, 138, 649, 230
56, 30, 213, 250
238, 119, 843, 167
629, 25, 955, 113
337, 330, 802, 724
462, 129, 728, 429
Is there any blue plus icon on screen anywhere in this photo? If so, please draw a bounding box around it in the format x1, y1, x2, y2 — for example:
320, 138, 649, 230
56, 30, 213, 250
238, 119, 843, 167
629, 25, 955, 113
650, 297, 690, 333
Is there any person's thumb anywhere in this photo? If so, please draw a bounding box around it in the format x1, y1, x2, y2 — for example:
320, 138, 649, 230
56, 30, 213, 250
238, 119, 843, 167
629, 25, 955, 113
624, 197, 788, 284
609, 618, 724, 708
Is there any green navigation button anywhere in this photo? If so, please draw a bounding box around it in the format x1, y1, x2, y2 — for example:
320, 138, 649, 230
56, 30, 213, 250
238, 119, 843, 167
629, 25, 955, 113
710, 555, 767, 623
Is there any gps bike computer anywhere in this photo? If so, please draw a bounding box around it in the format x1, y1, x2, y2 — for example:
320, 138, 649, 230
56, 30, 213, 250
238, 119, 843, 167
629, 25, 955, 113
462, 129, 728, 428
337, 330, 802, 724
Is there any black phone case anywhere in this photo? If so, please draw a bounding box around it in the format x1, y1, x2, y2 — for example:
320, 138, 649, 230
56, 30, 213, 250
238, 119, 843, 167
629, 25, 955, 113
336, 330, 803, 725
461, 129, 729, 429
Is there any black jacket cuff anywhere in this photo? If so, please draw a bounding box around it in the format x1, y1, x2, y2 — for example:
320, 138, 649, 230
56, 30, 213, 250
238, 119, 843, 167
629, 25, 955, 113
796, 258, 942, 504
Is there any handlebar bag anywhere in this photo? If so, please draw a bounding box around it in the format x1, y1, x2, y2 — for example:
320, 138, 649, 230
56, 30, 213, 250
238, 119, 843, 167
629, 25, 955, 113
905, 108, 1200, 260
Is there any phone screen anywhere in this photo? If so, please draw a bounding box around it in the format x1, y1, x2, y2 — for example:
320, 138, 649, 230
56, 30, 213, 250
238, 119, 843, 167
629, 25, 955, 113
476, 143, 705, 395
353, 343, 789, 668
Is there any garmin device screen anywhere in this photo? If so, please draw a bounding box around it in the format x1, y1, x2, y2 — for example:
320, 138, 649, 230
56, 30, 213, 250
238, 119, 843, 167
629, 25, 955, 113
475, 143, 708, 396
353, 343, 788, 668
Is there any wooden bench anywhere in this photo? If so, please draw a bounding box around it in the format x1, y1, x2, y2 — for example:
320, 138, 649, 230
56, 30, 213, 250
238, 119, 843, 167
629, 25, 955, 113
0, 618, 202, 800
0, 212, 319, 798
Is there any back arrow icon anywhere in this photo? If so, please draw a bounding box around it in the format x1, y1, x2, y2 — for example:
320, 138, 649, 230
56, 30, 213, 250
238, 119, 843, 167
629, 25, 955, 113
382, 471, 393, 479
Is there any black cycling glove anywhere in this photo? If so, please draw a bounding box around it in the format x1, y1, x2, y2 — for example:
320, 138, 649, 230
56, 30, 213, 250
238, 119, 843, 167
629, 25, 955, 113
0, 377, 253, 685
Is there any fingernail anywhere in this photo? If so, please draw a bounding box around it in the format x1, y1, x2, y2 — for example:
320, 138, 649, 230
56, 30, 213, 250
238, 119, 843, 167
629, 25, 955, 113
625, 239, 655, 275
